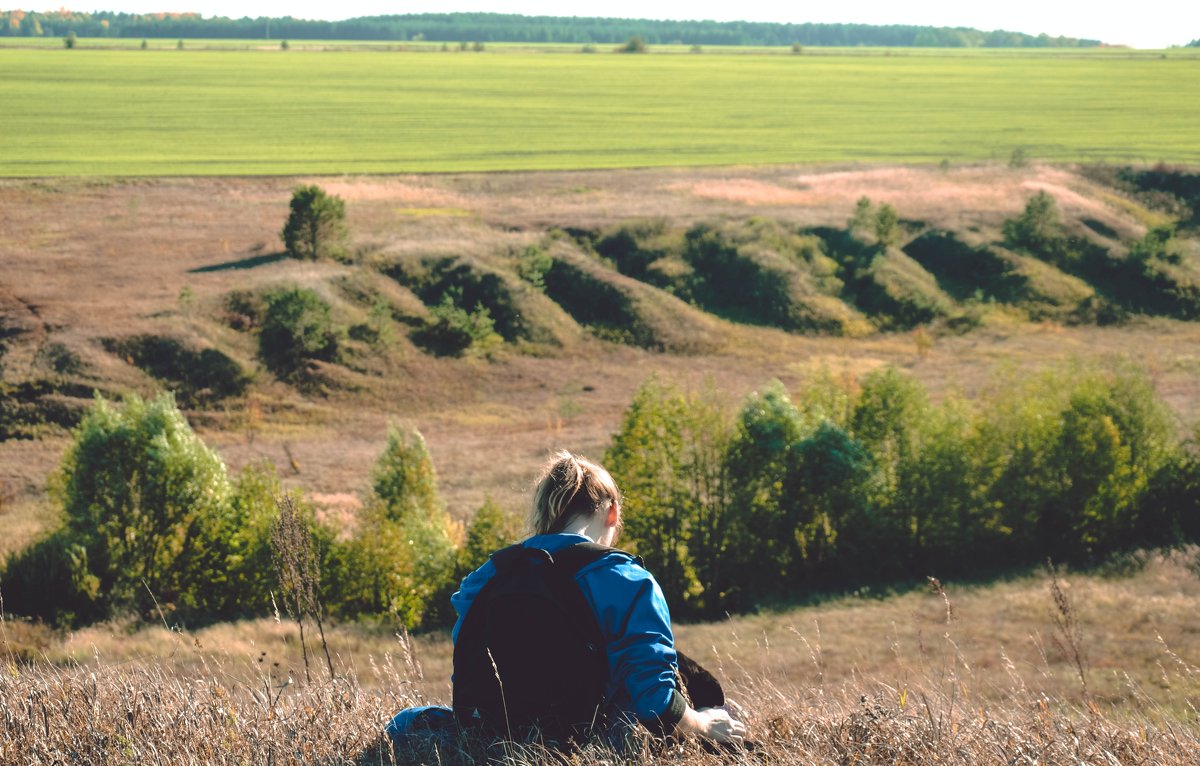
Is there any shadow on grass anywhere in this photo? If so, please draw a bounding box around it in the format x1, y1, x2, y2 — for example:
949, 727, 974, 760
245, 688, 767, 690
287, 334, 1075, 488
189, 252, 287, 273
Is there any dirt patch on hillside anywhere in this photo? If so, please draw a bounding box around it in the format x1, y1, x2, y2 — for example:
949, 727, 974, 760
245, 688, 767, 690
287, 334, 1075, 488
303, 178, 466, 207
671, 165, 1143, 239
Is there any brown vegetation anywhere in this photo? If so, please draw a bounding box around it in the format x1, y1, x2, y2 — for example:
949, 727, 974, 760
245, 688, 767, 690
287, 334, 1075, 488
3, 552, 1199, 763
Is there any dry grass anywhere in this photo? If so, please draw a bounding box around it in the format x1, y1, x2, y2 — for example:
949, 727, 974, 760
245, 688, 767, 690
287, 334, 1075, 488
3, 552, 1199, 764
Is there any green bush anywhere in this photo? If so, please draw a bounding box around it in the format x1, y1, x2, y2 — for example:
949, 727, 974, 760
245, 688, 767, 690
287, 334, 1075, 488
617, 36, 646, 53
516, 245, 552, 290
874, 203, 900, 247
259, 287, 340, 375
413, 289, 502, 357
281, 185, 348, 261
457, 497, 521, 577
0, 393, 278, 626
1003, 191, 1072, 263
327, 427, 457, 627
606, 379, 731, 616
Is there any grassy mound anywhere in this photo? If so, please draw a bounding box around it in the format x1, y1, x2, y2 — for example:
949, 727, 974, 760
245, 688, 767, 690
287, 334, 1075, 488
541, 244, 726, 353
102, 335, 249, 408
905, 231, 1097, 320
594, 219, 872, 336
382, 253, 584, 351
0, 378, 96, 439
854, 247, 955, 329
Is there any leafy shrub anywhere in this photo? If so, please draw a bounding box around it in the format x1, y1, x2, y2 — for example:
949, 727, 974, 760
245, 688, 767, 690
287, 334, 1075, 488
874, 203, 900, 246
223, 289, 264, 331
516, 245, 552, 290
327, 428, 457, 627
281, 185, 348, 261
617, 36, 646, 53
387, 254, 572, 348
259, 287, 340, 375
0, 393, 278, 626
605, 380, 731, 616
457, 498, 521, 575
412, 289, 502, 357
1003, 191, 1072, 263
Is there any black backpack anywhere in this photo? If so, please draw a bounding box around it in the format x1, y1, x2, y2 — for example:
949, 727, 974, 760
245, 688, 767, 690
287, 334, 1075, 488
452, 542, 628, 743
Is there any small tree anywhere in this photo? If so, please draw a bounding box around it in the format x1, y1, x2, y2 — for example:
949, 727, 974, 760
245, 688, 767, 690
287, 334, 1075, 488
874, 203, 900, 246
281, 185, 348, 261
849, 196, 874, 238
331, 427, 457, 626
63, 32, 76, 49
1003, 190, 1063, 253
0, 393, 279, 625
618, 36, 647, 53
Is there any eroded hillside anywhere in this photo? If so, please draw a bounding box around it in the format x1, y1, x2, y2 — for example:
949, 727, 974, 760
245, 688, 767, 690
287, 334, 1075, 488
2, 163, 1199, 542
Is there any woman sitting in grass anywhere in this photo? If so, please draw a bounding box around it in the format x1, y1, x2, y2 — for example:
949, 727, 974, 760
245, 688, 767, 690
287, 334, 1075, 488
388, 450, 746, 751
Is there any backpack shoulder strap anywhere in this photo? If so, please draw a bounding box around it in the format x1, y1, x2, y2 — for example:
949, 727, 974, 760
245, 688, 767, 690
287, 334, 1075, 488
551, 542, 643, 573
490, 542, 553, 571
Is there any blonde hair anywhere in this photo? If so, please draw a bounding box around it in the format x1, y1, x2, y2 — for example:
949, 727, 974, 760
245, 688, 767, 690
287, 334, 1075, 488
530, 450, 622, 537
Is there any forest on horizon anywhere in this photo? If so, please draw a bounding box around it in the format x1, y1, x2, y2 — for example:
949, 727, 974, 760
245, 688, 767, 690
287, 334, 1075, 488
0, 9, 1112, 47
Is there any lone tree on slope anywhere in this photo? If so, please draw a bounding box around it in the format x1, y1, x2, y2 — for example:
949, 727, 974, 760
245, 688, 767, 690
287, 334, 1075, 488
281, 184, 348, 261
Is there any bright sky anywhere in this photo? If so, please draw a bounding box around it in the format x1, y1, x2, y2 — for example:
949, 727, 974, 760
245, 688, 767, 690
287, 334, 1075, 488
60, 1, 1199, 49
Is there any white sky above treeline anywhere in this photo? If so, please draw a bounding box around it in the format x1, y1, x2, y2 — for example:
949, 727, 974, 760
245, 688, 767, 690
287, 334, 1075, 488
37, 1, 1200, 49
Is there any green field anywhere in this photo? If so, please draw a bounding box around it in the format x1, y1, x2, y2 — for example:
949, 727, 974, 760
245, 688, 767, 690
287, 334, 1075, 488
3, 46, 1199, 175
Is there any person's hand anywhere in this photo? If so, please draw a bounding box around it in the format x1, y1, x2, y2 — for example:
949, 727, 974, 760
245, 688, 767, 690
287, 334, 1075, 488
694, 706, 747, 746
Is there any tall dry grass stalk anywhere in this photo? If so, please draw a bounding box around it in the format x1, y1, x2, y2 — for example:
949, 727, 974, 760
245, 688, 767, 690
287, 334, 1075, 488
271, 494, 335, 683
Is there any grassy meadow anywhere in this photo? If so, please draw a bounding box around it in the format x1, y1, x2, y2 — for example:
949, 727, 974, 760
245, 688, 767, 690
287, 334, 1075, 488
2, 46, 1200, 175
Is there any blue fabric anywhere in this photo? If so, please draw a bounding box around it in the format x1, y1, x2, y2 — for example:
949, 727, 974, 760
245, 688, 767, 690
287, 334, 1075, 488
450, 533, 680, 727
385, 705, 456, 748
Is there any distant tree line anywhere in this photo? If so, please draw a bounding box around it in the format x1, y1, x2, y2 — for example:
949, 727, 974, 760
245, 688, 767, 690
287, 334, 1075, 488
0, 10, 1103, 47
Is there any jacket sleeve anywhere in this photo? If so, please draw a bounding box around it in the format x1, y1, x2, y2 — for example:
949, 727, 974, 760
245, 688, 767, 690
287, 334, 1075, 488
450, 558, 496, 645
579, 558, 686, 735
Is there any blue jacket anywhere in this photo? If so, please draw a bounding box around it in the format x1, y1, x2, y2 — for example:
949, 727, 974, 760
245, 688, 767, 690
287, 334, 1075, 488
451, 532, 686, 731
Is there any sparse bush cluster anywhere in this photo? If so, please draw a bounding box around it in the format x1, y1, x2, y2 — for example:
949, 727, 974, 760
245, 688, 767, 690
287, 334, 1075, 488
592, 218, 871, 335
564, 180, 1200, 342
605, 364, 1200, 617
